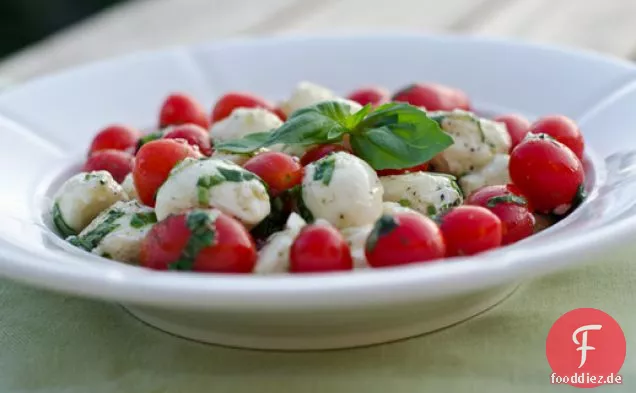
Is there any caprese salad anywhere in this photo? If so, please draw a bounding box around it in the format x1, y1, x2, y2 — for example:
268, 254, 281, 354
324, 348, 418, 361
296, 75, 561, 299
50, 81, 586, 274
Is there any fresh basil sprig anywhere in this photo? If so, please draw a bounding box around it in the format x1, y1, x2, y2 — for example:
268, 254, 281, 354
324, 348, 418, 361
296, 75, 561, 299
214, 101, 453, 170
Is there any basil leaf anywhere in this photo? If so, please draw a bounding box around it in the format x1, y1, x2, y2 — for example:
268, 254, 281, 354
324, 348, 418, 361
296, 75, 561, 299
365, 215, 399, 253
313, 157, 336, 185
68, 209, 125, 251
129, 212, 158, 228
486, 195, 527, 208
52, 202, 77, 238
266, 101, 351, 146
214, 132, 271, 154
169, 210, 216, 271
136, 131, 164, 152
351, 103, 453, 170
345, 103, 373, 128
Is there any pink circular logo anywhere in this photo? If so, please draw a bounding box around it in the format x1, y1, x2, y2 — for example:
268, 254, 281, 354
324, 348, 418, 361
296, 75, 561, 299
546, 308, 626, 388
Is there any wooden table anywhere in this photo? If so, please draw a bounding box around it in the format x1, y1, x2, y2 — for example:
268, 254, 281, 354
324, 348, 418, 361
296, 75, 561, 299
1, 0, 635, 81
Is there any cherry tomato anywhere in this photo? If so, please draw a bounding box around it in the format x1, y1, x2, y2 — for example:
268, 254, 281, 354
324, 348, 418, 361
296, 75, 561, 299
347, 86, 389, 106
243, 151, 303, 196
140, 209, 257, 273
377, 162, 429, 177
509, 134, 584, 213
528, 115, 584, 160
133, 139, 200, 206
300, 144, 350, 166
88, 124, 140, 156
289, 224, 353, 273
272, 107, 287, 122
163, 123, 213, 156
465, 184, 535, 245
211, 92, 275, 123
493, 114, 531, 151
365, 212, 445, 267
159, 93, 209, 129
439, 206, 503, 257
391, 83, 470, 111
82, 149, 134, 183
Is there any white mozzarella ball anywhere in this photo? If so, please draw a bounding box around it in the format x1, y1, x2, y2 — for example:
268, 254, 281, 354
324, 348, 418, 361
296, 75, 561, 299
52, 171, 128, 235
302, 151, 383, 229
154, 158, 270, 227
121, 173, 138, 201
429, 110, 511, 176
280, 81, 362, 116
459, 154, 511, 197
209, 107, 283, 143
68, 200, 156, 263
254, 213, 307, 274
380, 172, 462, 217
341, 225, 372, 269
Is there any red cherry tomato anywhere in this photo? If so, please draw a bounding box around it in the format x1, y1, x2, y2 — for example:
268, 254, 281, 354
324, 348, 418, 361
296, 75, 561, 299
133, 139, 200, 206
289, 224, 353, 273
528, 115, 584, 160
365, 212, 445, 267
493, 114, 531, 151
440, 206, 503, 257
140, 209, 257, 273
163, 123, 213, 156
272, 107, 287, 122
88, 124, 140, 156
82, 149, 134, 183
243, 151, 303, 196
159, 93, 209, 129
509, 134, 585, 213
300, 144, 350, 166
391, 83, 470, 111
377, 162, 429, 177
211, 92, 275, 123
465, 185, 535, 245
347, 86, 389, 106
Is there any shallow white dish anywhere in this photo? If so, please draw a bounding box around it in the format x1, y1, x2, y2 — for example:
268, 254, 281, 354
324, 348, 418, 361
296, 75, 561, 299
2, 33, 636, 350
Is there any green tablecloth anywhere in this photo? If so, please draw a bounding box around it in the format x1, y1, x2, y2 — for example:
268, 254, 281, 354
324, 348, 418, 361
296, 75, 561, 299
1, 252, 634, 393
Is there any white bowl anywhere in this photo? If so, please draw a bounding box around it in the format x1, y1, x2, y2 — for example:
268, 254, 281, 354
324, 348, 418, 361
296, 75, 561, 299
2, 33, 636, 350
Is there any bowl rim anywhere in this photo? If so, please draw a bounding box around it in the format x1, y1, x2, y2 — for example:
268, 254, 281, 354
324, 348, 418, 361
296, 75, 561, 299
0, 32, 635, 310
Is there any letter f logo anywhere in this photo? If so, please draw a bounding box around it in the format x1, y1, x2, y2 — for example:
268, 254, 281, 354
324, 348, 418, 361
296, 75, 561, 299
572, 324, 602, 368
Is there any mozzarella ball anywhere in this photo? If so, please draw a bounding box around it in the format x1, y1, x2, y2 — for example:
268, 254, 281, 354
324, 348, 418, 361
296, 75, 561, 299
209, 107, 283, 143
429, 110, 511, 176
68, 200, 155, 263
380, 172, 463, 217
280, 81, 362, 116
52, 171, 127, 235
121, 173, 138, 200
154, 158, 270, 227
254, 213, 307, 274
341, 225, 372, 269
459, 154, 511, 197
302, 151, 383, 229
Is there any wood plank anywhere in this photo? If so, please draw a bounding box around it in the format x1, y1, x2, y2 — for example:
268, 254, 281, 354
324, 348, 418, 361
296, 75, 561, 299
255, 0, 506, 33
466, 0, 636, 58
0, 0, 315, 81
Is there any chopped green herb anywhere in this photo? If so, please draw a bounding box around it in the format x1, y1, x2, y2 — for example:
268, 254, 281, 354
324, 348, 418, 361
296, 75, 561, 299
68, 209, 126, 251
426, 205, 437, 216
52, 202, 77, 238
136, 131, 163, 151
169, 210, 216, 271
250, 195, 289, 241
195, 168, 261, 205
487, 195, 527, 208
313, 157, 336, 185
366, 215, 399, 253
398, 199, 411, 207
289, 185, 314, 223
101, 252, 112, 259
129, 212, 157, 228
571, 184, 587, 210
